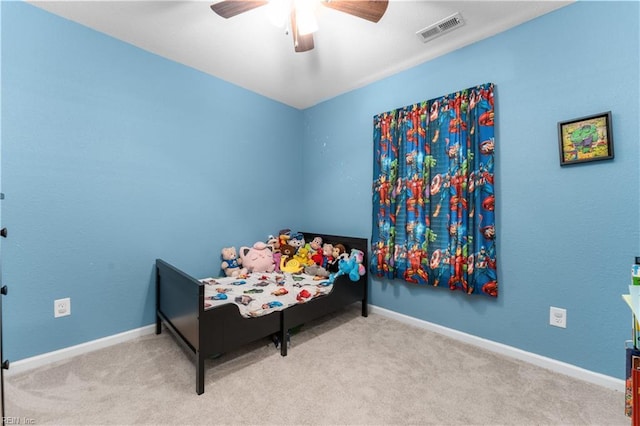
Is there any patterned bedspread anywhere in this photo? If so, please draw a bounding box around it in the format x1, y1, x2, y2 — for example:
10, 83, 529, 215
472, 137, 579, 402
200, 272, 333, 318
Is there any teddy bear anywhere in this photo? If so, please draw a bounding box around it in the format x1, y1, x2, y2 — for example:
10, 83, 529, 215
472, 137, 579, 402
279, 243, 303, 273
221, 247, 247, 277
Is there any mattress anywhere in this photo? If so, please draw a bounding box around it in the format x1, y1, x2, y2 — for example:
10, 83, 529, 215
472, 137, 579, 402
200, 272, 333, 318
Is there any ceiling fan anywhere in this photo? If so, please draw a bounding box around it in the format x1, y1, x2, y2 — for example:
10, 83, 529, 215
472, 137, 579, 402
210, 0, 389, 53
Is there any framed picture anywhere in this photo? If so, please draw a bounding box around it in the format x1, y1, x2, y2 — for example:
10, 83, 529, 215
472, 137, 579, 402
558, 111, 614, 166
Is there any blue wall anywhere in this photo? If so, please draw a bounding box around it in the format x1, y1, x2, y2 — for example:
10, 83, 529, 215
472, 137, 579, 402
1, 1, 639, 381
1, 2, 303, 360
300, 1, 639, 379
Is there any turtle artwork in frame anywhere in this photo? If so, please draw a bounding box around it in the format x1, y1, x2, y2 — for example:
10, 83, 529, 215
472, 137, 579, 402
558, 111, 614, 166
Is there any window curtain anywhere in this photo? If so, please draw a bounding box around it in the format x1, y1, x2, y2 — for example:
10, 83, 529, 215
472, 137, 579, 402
371, 82, 497, 297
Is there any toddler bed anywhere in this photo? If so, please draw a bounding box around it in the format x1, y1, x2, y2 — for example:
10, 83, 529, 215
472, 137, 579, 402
155, 232, 368, 394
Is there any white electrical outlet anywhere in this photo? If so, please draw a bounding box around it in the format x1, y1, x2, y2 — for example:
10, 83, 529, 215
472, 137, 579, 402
549, 306, 566, 328
54, 298, 71, 318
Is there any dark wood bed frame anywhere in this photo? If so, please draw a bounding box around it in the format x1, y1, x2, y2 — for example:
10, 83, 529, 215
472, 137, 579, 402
156, 232, 368, 395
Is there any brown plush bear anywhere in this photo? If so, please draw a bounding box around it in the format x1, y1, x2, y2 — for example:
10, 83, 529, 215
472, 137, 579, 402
221, 247, 247, 277
279, 244, 303, 273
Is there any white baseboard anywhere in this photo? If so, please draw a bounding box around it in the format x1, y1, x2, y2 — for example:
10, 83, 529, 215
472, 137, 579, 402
6, 324, 156, 376
6, 308, 626, 392
370, 305, 625, 392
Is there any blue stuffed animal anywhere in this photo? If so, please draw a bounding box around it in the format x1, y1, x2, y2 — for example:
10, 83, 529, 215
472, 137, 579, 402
330, 248, 366, 282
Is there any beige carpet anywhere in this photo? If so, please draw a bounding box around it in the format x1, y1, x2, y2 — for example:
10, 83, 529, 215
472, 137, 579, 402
5, 305, 628, 425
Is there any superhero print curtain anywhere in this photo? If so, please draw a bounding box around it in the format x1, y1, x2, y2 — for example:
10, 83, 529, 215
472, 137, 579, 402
371, 82, 497, 297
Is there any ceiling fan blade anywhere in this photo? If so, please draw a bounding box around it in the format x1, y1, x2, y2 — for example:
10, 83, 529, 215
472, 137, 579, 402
210, 1, 268, 19
290, 10, 315, 52
321, 0, 388, 23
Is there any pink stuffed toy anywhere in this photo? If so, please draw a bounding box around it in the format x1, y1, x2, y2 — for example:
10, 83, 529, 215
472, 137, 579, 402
239, 242, 275, 273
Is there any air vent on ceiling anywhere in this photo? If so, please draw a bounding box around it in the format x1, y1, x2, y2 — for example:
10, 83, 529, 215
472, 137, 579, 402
416, 12, 465, 43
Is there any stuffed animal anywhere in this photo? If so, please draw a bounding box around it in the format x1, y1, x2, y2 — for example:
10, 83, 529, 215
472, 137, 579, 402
306, 236, 323, 256
266, 235, 280, 252
221, 247, 247, 277
332, 244, 346, 259
311, 249, 323, 266
280, 244, 303, 273
278, 229, 291, 249
322, 243, 334, 267
239, 242, 275, 273
293, 246, 313, 266
280, 244, 297, 263
304, 264, 330, 277
266, 234, 282, 272
289, 232, 305, 252
281, 258, 303, 274
328, 243, 346, 272
328, 248, 366, 283
272, 251, 282, 272
338, 248, 366, 281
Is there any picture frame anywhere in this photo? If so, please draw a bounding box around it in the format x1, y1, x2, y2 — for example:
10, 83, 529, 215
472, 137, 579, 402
558, 111, 614, 166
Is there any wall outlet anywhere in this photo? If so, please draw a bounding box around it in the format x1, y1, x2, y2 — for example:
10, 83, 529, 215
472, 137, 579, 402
549, 306, 566, 328
54, 298, 71, 318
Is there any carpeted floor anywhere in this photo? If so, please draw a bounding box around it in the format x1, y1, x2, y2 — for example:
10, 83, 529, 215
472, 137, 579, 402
5, 305, 629, 425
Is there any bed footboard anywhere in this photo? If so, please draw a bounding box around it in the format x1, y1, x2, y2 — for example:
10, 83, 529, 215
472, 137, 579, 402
156, 259, 206, 393
156, 259, 281, 395
156, 259, 203, 351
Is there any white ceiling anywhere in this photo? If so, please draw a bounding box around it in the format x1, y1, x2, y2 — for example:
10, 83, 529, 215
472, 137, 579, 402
28, 0, 573, 109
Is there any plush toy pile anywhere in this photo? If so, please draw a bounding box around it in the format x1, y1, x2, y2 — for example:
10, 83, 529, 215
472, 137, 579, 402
220, 229, 366, 283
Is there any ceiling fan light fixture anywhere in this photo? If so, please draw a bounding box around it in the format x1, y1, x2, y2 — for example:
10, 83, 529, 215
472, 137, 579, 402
265, 0, 291, 27
294, 0, 319, 35
210, 0, 389, 52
